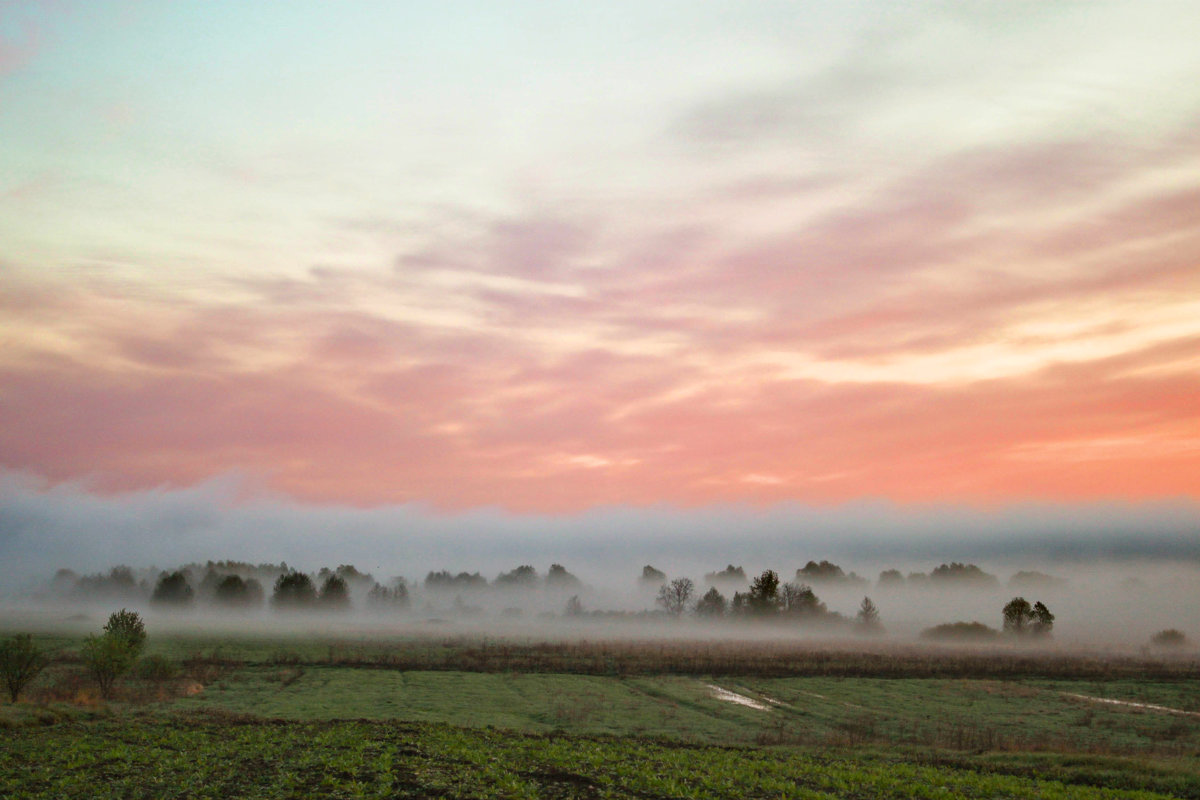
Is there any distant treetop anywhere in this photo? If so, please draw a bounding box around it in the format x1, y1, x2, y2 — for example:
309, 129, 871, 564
929, 563, 998, 586
705, 565, 747, 585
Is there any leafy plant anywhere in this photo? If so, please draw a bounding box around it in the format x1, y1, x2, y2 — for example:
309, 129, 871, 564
0, 634, 48, 702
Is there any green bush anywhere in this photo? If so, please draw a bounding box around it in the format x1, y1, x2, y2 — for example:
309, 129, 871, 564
1, 634, 48, 702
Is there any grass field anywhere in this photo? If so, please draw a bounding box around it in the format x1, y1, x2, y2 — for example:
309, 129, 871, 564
2, 628, 1199, 798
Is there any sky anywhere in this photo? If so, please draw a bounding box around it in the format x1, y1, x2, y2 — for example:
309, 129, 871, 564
2, 2, 1199, 559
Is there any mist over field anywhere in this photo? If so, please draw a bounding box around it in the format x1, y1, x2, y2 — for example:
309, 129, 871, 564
3, 471, 1198, 648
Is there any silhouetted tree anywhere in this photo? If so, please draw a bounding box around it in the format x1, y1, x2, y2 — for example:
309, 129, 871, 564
694, 587, 727, 618
318, 575, 350, 610
705, 565, 746, 586
367, 578, 409, 610
272, 572, 317, 609
877, 569, 905, 587
1002, 597, 1034, 635
931, 563, 998, 586
747, 570, 780, 616
1, 634, 48, 702
780, 582, 825, 617
564, 595, 584, 617
1031, 601, 1054, 637
495, 565, 539, 588
656, 577, 694, 617
546, 564, 582, 589
797, 560, 844, 581
640, 565, 666, 585
335, 564, 373, 585
214, 575, 264, 608
729, 591, 749, 616
151, 571, 194, 607
856, 597, 882, 634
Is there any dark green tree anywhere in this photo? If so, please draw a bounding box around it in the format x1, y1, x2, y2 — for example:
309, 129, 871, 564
104, 609, 146, 657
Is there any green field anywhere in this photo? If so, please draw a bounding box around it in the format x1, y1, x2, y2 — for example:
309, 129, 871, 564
2, 628, 1199, 798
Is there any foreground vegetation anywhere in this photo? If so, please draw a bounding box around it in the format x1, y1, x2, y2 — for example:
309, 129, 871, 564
2, 622, 1198, 798
4, 715, 1198, 799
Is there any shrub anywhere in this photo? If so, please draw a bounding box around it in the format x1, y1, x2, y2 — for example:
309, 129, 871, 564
81, 610, 147, 699
920, 621, 999, 642
103, 609, 147, 658
0, 634, 48, 703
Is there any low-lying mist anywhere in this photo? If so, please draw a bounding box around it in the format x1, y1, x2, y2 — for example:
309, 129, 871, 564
2, 471, 1198, 650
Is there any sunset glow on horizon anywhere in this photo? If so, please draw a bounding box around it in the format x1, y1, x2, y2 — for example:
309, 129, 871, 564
2, 2, 1199, 513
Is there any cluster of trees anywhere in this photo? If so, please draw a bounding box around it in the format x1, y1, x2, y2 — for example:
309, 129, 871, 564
137, 564, 408, 613
921, 597, 1055, 642
634, 570, 882, 633
425, 564, 582, 591
643, 561, 1024, 592
879, 563, 1000, 588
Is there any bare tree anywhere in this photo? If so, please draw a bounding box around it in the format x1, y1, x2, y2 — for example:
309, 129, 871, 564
656, 577, 695, 616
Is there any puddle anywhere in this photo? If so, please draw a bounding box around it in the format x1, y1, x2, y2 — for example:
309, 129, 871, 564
1062, 693, 1200, 717
706, 684, 771, 711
